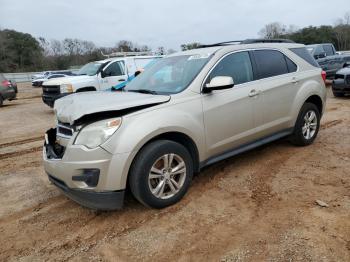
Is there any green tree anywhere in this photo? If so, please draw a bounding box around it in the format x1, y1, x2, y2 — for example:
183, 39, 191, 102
0, 29, 44, 72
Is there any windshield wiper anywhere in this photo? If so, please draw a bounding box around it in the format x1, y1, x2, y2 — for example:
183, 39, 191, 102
128, 89, 158, 95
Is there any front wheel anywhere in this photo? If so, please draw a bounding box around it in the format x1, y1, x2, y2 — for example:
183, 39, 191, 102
129, 140, 193, 208
289, 103, 320, 146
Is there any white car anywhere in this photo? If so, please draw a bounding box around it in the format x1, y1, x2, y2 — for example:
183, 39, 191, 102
32, 73, 71, 87
41, 56, 162, 107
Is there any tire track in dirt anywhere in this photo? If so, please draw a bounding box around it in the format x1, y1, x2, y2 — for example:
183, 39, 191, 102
0, 146, 42, 160
0, 136, 43, 149
321, 120, 343, 129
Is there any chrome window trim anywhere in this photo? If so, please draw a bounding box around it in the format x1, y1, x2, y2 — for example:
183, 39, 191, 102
201, 47, 300, 93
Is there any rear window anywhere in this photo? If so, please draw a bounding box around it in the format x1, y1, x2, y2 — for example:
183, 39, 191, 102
253, 50, 289, 79
290, 47, 319, 68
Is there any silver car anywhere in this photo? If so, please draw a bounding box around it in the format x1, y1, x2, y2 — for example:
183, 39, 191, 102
43, 40, 327, 210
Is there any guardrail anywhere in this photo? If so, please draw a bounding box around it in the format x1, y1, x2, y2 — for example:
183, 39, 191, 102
2, 70, 80, 83
2, 72, 37, 83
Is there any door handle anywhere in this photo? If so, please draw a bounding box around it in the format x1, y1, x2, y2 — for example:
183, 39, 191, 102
248, 89, 260, 97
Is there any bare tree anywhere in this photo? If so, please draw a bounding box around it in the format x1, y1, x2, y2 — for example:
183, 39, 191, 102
259, 22, 286, 39
334, 11, 350, 50
38, 37, 51, 56
50, 39, 63, 56
156, 46, 165, 55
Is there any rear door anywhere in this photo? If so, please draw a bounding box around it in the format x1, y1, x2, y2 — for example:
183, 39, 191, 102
202, 51, 257, 157
251, 49, 299, 137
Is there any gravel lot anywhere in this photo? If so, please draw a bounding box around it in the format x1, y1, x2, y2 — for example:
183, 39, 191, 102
0, 83, 349, 261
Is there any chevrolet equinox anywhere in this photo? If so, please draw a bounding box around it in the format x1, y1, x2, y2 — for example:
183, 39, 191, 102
43, 40, 327, 210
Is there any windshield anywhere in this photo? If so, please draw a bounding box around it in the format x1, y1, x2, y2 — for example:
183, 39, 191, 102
77, 62, 103, 76
125, 54, 211, 95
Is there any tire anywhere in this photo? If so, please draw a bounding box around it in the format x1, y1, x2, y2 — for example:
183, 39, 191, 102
129, 140, 193, 209
0, 96, 3, 107
289, 103, 320, 146
332, 90, 344, 97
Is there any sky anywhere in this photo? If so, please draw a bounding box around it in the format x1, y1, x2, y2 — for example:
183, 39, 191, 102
0, 0, 349, 50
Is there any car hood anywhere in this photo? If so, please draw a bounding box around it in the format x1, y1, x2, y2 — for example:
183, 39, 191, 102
54, 91, 171, 125
336, 67, 350, 75
44, 75, 90, 85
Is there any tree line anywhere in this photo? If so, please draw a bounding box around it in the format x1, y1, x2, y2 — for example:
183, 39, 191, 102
0, 11, 349, 73
259, 12, 350, 50
0, 31, 173, 73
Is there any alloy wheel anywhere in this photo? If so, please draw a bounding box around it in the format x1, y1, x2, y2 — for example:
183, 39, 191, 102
148, 153, 187, 199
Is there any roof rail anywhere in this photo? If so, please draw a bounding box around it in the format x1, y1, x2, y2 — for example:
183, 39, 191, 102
197, 39, 295, 48
241, 39, 295, 44
101, 51, 154, 58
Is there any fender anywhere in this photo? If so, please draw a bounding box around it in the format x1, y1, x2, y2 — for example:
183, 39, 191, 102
76, 86, 96, 92
289, 77, 326, 128
101, 98, 206, 189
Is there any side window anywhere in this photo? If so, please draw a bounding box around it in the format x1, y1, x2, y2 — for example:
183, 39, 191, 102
208, 51, 253, 85
323, 45, 335, 56
285, 56, 297, 73
104, 61, 125, 77
314, 45, 325, 56
254, 50, 289, 79
290, 47, 320, 68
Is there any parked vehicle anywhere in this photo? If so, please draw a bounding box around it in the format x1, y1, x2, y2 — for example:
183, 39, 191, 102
332, 67, 350, 97
41, 55, 162, 107
0, 74, 17, 106
306, 43, 350, 77
43, 39, 326, 210
32, 71, 74, 81
32, 73, 71, 87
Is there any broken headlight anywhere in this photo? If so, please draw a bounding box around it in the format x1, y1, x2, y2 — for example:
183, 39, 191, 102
74, 118, 122, 149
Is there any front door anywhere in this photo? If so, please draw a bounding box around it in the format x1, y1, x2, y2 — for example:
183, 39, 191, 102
202, 51, 257, 157
100, 61, 127, 90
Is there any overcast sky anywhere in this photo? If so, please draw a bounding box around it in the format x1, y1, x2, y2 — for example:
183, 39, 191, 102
0, 0, 348, 50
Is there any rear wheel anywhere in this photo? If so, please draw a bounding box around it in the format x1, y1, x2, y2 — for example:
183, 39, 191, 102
129, 140, 193, 208
0, 96, 3, 107
289, 103, 320, 146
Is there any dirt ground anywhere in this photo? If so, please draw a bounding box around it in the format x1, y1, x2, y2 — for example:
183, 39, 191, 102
0, 82, 349, 262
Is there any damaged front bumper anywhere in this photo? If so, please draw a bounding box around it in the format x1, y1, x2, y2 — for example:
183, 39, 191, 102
43, 128, 125, 210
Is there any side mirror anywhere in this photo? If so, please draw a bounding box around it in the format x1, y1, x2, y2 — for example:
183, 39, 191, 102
204, 76, 234, 93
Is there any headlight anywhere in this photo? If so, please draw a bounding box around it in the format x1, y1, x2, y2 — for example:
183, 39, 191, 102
60, 84, 73, 93
74, 118, 122, 149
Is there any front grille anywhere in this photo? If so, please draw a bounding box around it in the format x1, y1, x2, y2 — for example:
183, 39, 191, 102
57, 122, 74, 138
42, 85, 60, 95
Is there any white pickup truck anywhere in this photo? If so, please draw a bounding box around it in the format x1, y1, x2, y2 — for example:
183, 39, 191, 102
42, 55, 161, 107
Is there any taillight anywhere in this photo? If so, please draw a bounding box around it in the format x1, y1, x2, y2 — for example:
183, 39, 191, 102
321, 71, 327, 83
1, 80, 11, 87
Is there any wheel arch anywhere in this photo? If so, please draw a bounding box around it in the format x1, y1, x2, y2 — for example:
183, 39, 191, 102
304, 95, 323, 115
122, 131, 201, 191
76, 86, 96, 92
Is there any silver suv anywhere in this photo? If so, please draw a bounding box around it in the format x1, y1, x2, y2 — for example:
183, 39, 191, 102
43, 40, 327, 210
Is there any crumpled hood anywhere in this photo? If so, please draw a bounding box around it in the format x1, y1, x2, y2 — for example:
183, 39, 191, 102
54, 91, 170, 125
